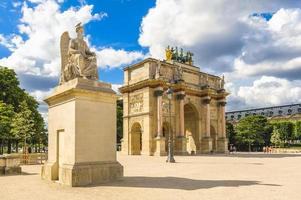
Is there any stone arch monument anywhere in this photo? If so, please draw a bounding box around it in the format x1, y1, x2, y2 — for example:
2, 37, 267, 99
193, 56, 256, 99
119, 48, 229, 156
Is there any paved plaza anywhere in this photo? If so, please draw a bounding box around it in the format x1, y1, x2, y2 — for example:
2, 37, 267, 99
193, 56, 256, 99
1, 153, 301, 200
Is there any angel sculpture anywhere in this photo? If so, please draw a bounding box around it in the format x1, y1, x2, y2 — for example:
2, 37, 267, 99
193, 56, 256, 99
59, 23, 99, 84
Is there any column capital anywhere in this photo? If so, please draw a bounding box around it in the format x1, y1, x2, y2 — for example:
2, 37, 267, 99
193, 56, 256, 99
217, 100, 227, 107
176, 91, 186, 100
201, 96, 211, 104
154, 87, 164, 97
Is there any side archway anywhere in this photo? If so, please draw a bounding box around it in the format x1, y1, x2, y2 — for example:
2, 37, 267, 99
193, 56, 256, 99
130, 122, 142, 155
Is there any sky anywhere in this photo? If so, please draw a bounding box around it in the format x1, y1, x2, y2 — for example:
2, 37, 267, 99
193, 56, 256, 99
1, 0, 301, 119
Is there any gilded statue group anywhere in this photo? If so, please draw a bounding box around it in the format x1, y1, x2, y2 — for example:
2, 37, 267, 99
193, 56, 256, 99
60, 23, 98, 84
165, 46, 194, 65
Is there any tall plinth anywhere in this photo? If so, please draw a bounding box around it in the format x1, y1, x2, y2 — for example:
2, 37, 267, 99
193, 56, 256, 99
41, 78, 123, 186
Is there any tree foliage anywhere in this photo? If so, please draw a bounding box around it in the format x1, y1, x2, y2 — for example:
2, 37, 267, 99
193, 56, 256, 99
294, 121, 301, 140
234, 115, 272, 151
11, 101, 35, 144
272, 122, 294, 146
116, 100, 123, 143
271, 129, 282, 147
226, 122, 235, 145
0, 66, 47, 154
0, 67, 23, 111
0, 101, 15, 140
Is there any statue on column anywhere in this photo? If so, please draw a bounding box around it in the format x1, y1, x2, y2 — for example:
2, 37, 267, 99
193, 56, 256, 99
60, 23, 99, 84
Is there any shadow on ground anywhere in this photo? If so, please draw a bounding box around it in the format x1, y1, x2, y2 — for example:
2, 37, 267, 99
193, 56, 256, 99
94, 177, 281, 190
193, 153, 301, 159
0, 171, 38, 177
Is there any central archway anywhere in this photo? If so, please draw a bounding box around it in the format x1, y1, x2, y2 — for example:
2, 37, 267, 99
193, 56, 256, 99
184, 103, 199, 154
130, 123, 142, 155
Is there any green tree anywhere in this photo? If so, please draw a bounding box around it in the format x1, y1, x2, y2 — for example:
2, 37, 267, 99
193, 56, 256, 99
235, 115, 271, 152
273, 122, 294, 146
271, 129, 282, 147
116, 100, 123, 144
11, 101, 34, 153
293, 121, 301, 140
23, 93, 46, 152
226, 122, 236, 145
0, 66, 23, 111
0, 101, 15, 154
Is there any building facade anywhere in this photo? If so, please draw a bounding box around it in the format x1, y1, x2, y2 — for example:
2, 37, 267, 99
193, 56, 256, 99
226, 104, 301, 123
119, 57, 229, 156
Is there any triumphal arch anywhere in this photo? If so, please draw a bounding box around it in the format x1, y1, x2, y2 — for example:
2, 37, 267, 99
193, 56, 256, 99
119, 47, 229, 156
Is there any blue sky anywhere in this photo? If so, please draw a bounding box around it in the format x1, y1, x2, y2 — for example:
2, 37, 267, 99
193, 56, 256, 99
1, 0, 301, 118
0, 0, 154, 85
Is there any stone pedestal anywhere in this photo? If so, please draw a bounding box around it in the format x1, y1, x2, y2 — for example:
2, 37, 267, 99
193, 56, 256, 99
175, 136, 188, 155
0, 154, 21, 175
154, 137, 166, 156
216, 137, 229, 153
41, 78, 123, 186
200, 137, 213, 153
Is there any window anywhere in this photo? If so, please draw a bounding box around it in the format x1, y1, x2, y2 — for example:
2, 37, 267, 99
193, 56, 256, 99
269, 111, 273, 117
298, 108, 301, 113
278, 110, 283, 115
288, 109, 292, 115
238, 114, 241, 119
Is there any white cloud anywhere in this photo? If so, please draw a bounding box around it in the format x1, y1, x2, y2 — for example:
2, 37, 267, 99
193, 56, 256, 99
140, 0, 301, 110
139, 0, 301, 76
96, 48, 145, 69
230, 76, 301, 109
233, 8, 301, 79
12, 1, 22, 8
30, 89, 53, 103
0, 0, 102, 76
111, 84, 122, 94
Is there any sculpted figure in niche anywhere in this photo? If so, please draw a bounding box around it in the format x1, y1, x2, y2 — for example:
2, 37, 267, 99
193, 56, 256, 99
60, 23, 99, 84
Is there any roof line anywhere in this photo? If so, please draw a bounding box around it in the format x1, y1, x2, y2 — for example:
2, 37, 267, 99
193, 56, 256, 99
227, 103, 301, 113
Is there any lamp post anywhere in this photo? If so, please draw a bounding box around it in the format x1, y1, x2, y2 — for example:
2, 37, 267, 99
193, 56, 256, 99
166, 87, 175, 163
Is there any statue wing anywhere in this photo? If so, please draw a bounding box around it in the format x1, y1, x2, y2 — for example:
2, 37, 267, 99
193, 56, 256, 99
59, 31, 70, 84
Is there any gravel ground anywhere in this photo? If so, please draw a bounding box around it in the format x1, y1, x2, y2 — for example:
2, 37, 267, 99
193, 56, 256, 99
1, 153, 301, 200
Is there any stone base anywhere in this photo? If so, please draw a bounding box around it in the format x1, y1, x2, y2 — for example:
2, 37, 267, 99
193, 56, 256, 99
200, 137, 213, 153
175, 136, 188, 155
154, 137, 166, 156
0, 154, 22, 175
216, 137, 229, 153
42, 161, 123, 186
0, 166, 22, 175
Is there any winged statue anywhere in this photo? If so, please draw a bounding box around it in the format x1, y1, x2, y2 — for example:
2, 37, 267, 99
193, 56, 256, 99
59, 23, 99, 84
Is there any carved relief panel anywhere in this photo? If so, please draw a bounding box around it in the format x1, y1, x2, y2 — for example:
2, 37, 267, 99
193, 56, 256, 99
160, 65, 174, 80
210, 100, 218, 120
130, 93, 144, 114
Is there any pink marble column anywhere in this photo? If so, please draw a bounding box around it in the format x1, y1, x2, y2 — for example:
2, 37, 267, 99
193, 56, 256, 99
155, 87, 164, 138
219, 100, 227, 137
177, 92, 185, 137
203, 96, 211, 137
